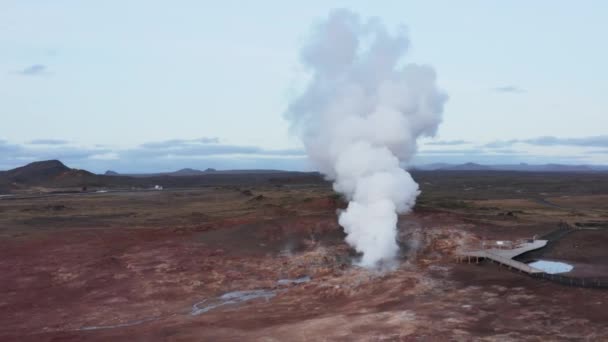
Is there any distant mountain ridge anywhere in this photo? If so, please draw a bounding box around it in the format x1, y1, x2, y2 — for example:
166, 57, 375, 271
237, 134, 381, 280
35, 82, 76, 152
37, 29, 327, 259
2, 160, 608, 195
102, 168, 214, 177
170, 168, 218, 176
3, 161, 608, 178
0, 160, 323, 194
113, 168, 285, 177
438, 162, 493, 171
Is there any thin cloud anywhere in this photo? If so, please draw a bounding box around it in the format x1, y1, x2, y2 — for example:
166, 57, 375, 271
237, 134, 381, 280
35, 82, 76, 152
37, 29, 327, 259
18, 64, 48, 76
422, 146, 522, 155
2, 136, 605, 174
524, 135, 608, 147
483, 140, 518, 148
132, 144, 304, 157
20, 147, 112, 161
485, 135, 608, 148
488, 148, 521, 154
28, 139, 70, 145
425, 139, 470, 146
419, 148, 485, 155
140, 137, 220, 149
492, 85, 526, 94
137, 138, 304, 157
260, 148, 306, 156
0, 140, 22, 153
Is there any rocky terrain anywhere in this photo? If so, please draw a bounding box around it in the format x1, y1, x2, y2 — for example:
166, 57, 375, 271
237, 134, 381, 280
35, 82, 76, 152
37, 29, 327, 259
1, 161, 607, 340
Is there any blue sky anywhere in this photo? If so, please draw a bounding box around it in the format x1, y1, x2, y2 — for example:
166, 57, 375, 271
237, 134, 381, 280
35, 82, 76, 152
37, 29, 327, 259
1, 1, 607, 172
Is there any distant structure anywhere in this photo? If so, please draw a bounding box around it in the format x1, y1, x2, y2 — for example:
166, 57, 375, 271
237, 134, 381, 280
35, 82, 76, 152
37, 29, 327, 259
154, 185, 163, 190
457, 239, 548, 274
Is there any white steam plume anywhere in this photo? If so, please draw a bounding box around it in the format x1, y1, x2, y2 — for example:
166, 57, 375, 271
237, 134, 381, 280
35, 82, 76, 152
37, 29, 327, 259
285, 9, 447, 268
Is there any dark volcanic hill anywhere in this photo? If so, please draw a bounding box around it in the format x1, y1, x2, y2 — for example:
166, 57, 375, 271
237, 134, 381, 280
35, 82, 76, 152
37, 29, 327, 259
439, 162, 494, 171
2, 160, 94, 183
0, 160, 98, 192
171, 168, 205, 176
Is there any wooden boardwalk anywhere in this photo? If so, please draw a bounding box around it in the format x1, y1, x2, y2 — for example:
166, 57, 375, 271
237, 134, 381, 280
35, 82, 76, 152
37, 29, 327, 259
458, 240, 548, 274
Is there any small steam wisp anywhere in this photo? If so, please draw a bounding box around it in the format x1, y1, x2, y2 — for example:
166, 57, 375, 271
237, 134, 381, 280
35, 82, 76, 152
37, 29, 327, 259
286, 9, 447, 268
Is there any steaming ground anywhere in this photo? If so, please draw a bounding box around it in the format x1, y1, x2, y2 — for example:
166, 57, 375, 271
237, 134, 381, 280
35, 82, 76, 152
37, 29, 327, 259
285, 9, 447, 267
2, 173, 608, 341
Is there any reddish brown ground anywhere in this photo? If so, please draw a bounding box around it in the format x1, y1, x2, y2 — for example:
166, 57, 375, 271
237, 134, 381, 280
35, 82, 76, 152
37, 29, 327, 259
1, 187, 607, 341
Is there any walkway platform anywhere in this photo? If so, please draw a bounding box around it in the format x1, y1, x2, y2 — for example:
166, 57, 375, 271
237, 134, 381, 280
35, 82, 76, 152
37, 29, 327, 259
458, 240, 548, 274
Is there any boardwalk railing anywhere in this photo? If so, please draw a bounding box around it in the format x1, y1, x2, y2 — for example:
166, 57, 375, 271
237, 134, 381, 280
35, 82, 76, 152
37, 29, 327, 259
456, 228, 608, 289
531, 272, 608, 289
457, 240, 548, 274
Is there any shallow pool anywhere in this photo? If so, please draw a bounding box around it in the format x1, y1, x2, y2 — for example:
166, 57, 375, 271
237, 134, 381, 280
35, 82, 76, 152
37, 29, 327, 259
191, 289, 276, 315
529, 260, 573, 274
277, 275, 311, 286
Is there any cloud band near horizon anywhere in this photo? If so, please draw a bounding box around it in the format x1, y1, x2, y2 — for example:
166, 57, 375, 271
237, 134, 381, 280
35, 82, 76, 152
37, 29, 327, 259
0, 135, 606, 173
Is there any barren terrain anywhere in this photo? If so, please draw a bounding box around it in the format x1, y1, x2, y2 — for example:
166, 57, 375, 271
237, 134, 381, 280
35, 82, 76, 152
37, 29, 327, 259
1, 171, 607, 341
